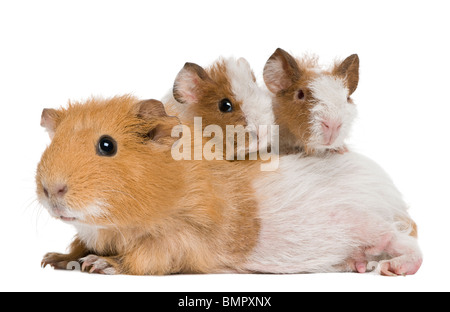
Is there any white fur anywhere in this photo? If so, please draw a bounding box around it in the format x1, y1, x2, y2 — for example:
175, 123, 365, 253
75, 224, 102, 249
39, 191, 108, 249
72, 201, 109, 248
40, 198, 83, 222
224, 58, 276, 151
84, 200, 109, 219
243, 152, 421, 273
308, 75, 357, 151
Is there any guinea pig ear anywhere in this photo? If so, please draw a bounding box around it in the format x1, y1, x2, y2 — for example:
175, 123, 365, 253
237, 57, 257, 82
136, 99, 180, 146
173, 62, 213, 105
40, 108, 62, 139
263, 48, 302, 94
333, 54, 359, 95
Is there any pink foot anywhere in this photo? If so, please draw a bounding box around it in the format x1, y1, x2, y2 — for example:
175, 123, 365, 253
355, 261, 367, 273
379, 256, 422, 276
334, 146, 349, 154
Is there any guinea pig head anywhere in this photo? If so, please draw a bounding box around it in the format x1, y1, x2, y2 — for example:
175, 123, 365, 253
264, 48, 359, 154
36, 96, 181, 228
172, 57, 275, 157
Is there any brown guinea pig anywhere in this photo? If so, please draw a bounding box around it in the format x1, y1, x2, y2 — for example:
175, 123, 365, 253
263, 48, 359, 155
38, 95, 260, 275
163, 57, 276, 160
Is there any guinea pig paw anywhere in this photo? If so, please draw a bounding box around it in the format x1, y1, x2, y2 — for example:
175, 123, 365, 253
378, 256, 423, 276
345, 256, 368, 273
41, 252, 77, 270
334, 146, 349, 154
80, 255, 117, 275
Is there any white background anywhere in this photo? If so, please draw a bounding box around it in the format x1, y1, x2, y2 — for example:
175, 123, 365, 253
1, 0, 449, 292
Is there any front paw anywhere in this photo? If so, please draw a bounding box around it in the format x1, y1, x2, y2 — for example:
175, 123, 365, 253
334, 145, 349, 154
41, 252, 81, 271
80, 255, 117, 275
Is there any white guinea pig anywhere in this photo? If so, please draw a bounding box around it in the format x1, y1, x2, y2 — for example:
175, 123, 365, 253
244, 151, 422, 276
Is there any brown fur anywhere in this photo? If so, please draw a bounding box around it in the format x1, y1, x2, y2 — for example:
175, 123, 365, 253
410, 221, 418, 238
264, 48, 358, 155
38, 95, 260, 275
174, 60, 247, 128
172, 59, 255, 159
264, 48, 320, 154
396, 216, 418, 238
332, 54, 359, 96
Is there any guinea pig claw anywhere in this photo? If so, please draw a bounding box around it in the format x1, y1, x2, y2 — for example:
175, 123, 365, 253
41, 252, 72, 270
80, 255, 116, 275
378, 256, 422, 276
41, 261, 52, 269
336, 146, 349, 154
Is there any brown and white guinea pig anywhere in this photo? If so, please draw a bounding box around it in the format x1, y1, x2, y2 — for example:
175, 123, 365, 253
263, 48, 359, 155
163, 57, 276, 159
38, 95, 261, 275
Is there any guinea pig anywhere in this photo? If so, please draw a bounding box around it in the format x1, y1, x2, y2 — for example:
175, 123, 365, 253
263, 48, 359, 155
163, 57, 276, 160
37, 96, 421, 276
38, 95, 261, 275
241, 151, 422, 276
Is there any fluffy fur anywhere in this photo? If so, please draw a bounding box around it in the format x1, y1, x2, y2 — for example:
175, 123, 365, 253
37, 95, 422, 276
164, 57, 275, 157
38, 95, 261, 275
242, 152, 422, 275
263, 48, 359, 155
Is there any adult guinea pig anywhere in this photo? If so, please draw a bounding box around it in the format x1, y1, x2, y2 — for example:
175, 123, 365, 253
263, 48, 359, 155
163, 57, 276, 160
38, 95, 261, 275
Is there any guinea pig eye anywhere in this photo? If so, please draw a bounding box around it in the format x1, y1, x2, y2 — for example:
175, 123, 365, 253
218, 98, 233, 113
97, 135, 117, 157
297, 90, 305, 100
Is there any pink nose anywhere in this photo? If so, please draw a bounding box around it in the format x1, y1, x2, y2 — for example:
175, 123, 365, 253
321, 120, 342, 145
43, 184, 68, 198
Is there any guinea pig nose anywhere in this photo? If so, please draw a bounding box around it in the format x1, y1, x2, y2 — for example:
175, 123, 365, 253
56, 185, 68, 197
321, 120, 342, 133
47, 184, 68, 198
321, 120, 343, 145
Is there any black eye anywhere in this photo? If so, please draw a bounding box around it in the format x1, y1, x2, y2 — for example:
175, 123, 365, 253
97, 135, 117, 157
218, 98, 233, 113
297, 90, 305, 100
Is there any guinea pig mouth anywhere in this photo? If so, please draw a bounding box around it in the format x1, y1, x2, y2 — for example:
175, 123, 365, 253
48, 203, 78, 222
59, 216, 77, 222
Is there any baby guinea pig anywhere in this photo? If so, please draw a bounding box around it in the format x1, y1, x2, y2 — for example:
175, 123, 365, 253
38, 95, 261, 275
263, 48, 359, 155
163, 57, 276, 159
